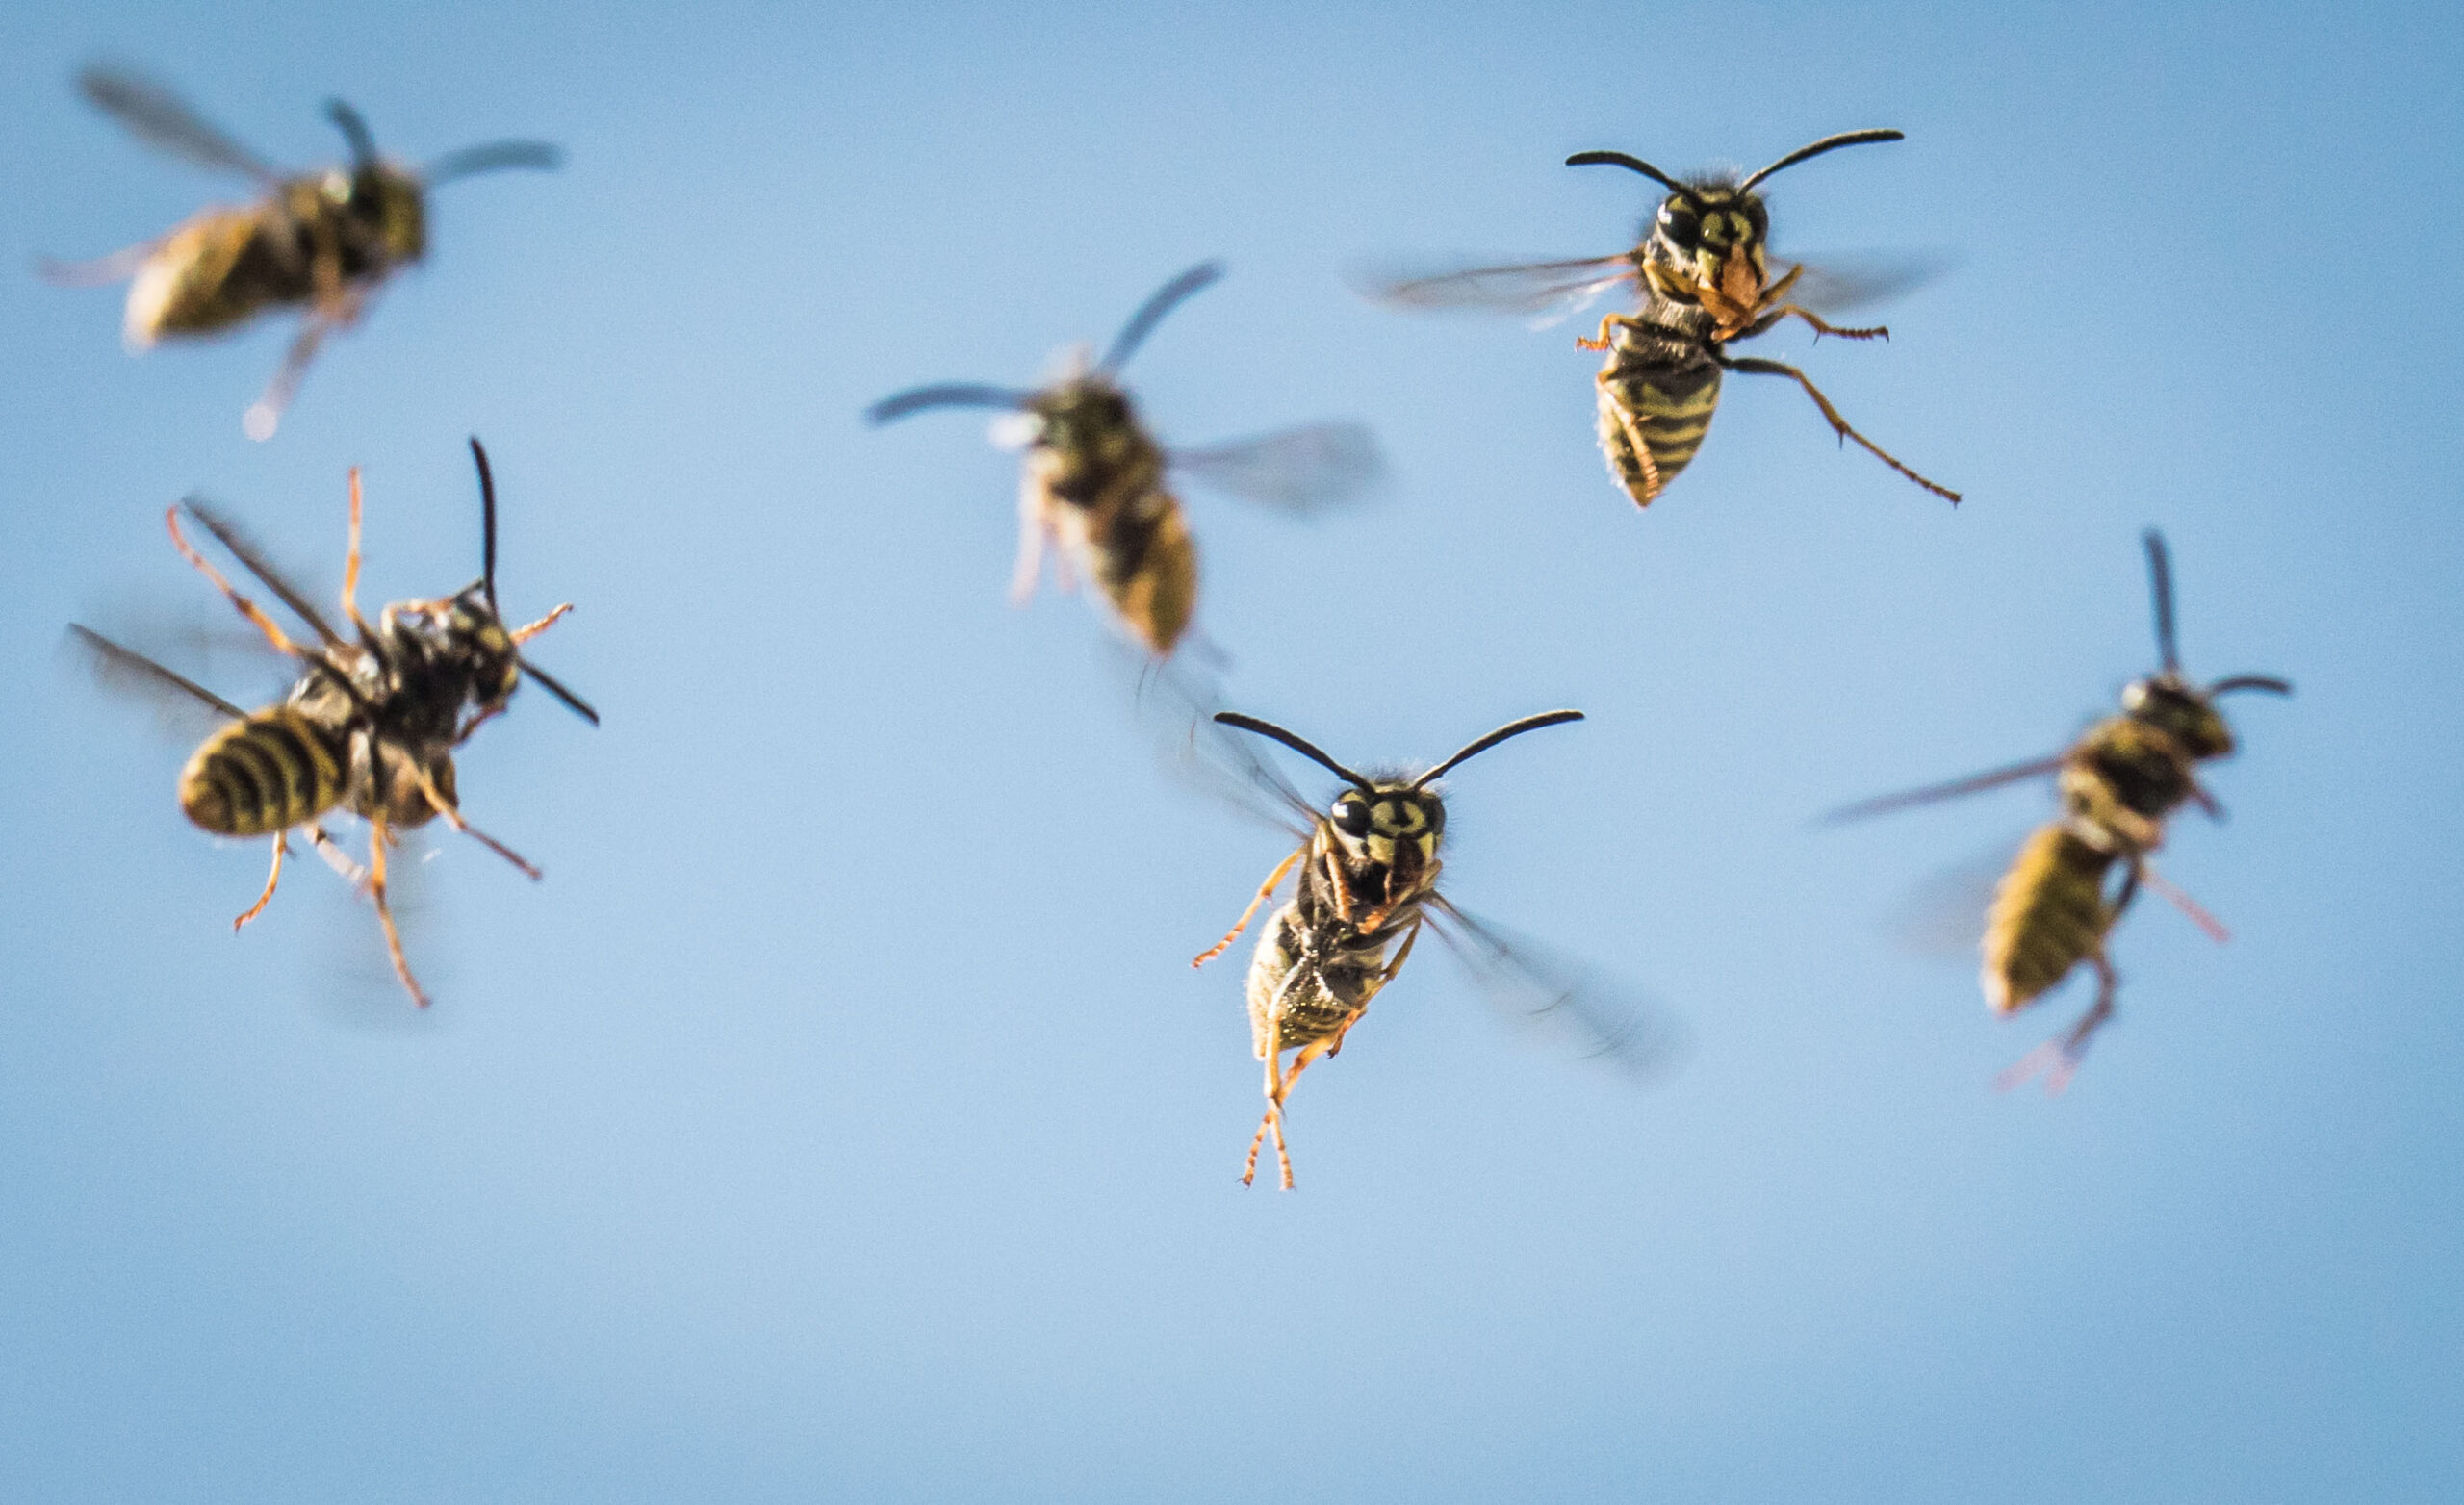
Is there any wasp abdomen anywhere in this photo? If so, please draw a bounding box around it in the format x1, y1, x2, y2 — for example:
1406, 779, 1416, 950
178, 706, 346, 837
1091, 489, 1197, 655
1982, 824, 2117, 1015
1597, 357, 1722, 506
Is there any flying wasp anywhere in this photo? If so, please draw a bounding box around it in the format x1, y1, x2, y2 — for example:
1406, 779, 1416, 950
42, 65, 561, 440
1363, 130, 1957, 507
866, 262, 1381, 657
1825, 531, 2289, 1091
71, 439, 597, 1007
1178, 702, 1675, 1188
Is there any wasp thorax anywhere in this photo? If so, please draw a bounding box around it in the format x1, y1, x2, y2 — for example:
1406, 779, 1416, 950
381, 585, 522, 723
1329, 786, 1446, 866
2122, 676, 2235, 759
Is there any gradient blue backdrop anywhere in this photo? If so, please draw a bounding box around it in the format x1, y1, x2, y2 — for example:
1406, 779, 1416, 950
2, 2, 2457, 1500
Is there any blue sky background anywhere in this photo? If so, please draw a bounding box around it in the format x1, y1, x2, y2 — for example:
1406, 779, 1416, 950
2, 1, 2458, 1499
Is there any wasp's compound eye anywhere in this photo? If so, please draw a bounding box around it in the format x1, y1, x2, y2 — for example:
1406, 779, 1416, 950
1331, 796, 1371, 836
1657, 199, 1702, 249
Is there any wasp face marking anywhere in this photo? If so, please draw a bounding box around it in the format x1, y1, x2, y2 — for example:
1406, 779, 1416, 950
1328, 786, 1445, 866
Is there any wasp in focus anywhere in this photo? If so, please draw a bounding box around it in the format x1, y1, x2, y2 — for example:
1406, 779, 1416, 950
42, 65, 561, 440
866, 262, 1381, 657
1171, 701, 1675, 1188
1825, 531, 2289, 1091
1362, 129, 1957, 507
72, 439, 597, 1007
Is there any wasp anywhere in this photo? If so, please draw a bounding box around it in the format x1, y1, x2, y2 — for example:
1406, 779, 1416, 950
1363, 129, 1957, 507
1826, 531, 2289, 1090
1176, 701, 1674, 1188
43, 65, 561, 440
71, 439, 596, 1007
866, 262, 1380, 657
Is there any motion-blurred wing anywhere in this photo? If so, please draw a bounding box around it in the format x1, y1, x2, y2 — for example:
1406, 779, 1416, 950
1778, 251, 1954, 317
1426, 895, 1687, 1085
1171, 422, 1382, 513
77, 65, 282, 184
1351, 254, 1639, 324
67, 623, 245, 744
179, 498, 345, 646
1821, 754, 2067, 825
1882, 836, 2024, 960
1126, 655, 1314, 837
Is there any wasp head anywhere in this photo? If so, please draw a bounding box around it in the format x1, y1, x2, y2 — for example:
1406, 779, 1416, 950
2121, 674, 2235, 760
1327, 783, 1447, 876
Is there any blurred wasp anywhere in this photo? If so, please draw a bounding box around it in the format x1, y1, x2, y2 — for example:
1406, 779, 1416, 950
1172, 700, 1676, 1188
72, 439, 596, 1006
42, 65, 561, 440
867, 262, 1381, 657
1362, 130, 1956, 507
1825, 531, 2288, 1090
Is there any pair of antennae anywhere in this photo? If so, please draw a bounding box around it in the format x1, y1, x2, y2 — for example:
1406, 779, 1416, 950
2141, 527, 2293, 699
324, 95, 564, 186
466, 439, 599, 726
1215, 709, 1584, 792
864, 260, 1226, 424
1567, 127, 1905, 198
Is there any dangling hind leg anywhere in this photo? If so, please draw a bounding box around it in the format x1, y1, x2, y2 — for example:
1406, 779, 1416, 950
1996, 954, 2118, 1095
365, 815, 430, 1008
232, 834, 289, 931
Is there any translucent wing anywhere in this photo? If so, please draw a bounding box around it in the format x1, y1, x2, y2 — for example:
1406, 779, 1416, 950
1350, 253, 1639, 323
178, 497, 346, 646
66, 624, 248, 744
1777, 251, 1954, 317
1821, 754, 2068, 825
1425, 894, 1688, 1085
1171, 422, 1382, 513
1125, 655, 1314, 837
1882, 836, 2024, 959
77, 65, 282, 185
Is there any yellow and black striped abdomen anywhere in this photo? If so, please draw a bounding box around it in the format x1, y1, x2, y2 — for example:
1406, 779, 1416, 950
1089, 485, 1197, 656
1597, 354, 1722, 508
178, 707, 346, 838
1982, 824, 2118, 1016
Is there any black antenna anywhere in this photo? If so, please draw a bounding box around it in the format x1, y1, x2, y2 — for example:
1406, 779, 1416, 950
2208, 675, 2293, 698
2143, 528, 2179, 672
470, 437, 499, 617
1214, 712, 1373, 791
1565, 150, 1693, 197
323, 98, 377, 171
864, 383, 1032, 425
518, 660, 599, 726
1097, 261, 1224, 375
1739, 128, 1904, 191
424, 140, 562, 183
1413, 710, 1585, 788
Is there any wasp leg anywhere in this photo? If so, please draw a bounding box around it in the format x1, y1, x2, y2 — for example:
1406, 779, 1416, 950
232, 834, 290, 931
308, 823, 366, 885
341, 467, 374, 639
1010, 488, 1055, 605
1597, 372, 1665, 504
1720, 354, 1960, 503
404, 760, 542, 880
510, 603, 575, 644
2142, 863, 2231, 944
1321, 845, 1355, 926
1245, 1015, 1290, 1188
1373, 917, 1424, 990
165, 506, 316, 658
1996, 954, 2118, 1095
244, 313, 337, 443
366, 815, 430, 1008
1773, 305, 1889, 343
1194, 847, 1302, 968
